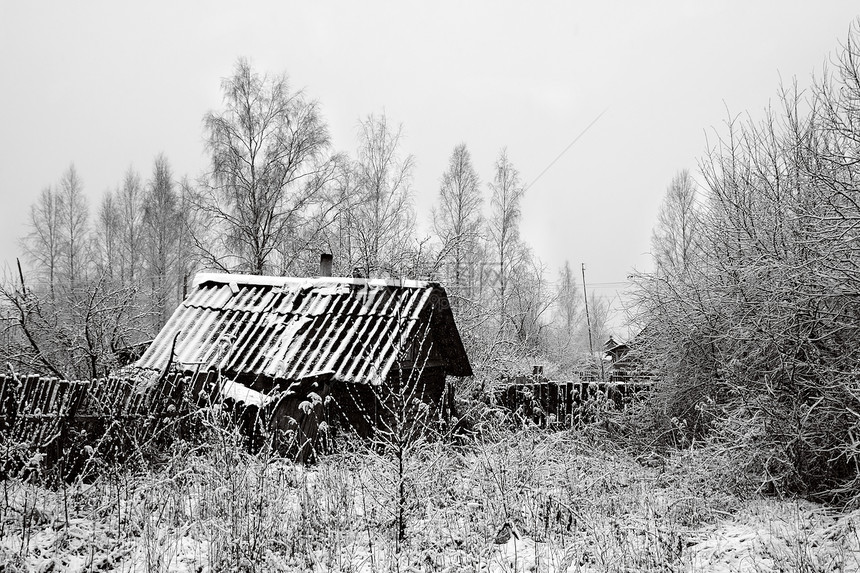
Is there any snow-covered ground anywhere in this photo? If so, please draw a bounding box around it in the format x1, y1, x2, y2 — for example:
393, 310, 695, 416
2, 432, 859, 572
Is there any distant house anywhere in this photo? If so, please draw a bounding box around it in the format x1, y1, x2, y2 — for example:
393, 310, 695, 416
604, 336, 630, 365
134, 267, 472, 459
604, 333, 655, 384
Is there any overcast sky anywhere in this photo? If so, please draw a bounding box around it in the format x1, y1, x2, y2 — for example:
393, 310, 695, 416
1, 2, 858, 331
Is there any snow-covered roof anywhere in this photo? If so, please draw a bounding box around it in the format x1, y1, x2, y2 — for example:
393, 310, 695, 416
135, 272, 472, 385
192, 272, 434, 290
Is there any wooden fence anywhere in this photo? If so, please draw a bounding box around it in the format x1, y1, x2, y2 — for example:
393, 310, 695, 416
495, 375, 653, 427
0, 368, 413, 470
0, 370, 222, 476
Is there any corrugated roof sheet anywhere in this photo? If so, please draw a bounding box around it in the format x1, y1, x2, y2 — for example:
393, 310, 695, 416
136, 274, 472, 386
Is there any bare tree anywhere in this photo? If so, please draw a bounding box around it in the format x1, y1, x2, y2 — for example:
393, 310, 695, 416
433, 143, 482, 295
651, 169, 701, 276
1, 269, 145, 379
22, 186, 62, 295
549, 260, 583, 362
57, 164, 89, 286
7, 165, 147, 378
487, 149, 525, 332
95, 166, 150, 341
175, 176, 199, 300
21, 164, 91, 306
117, 166, 145, 285
9, 164, 155, 378
198, 58, 334, 274
349, 113, 416, 277
143, 154, 181, 328
557, 261, 580, 335
630, 22, 860, 498
93, 189, 121, 280
317, 160, 364, 274
508, 248, 556, 350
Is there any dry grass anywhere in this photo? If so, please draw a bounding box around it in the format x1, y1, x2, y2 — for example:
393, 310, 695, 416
1, 421, 859, 572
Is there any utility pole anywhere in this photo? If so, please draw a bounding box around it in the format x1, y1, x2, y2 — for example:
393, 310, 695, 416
581, 263, 606, 382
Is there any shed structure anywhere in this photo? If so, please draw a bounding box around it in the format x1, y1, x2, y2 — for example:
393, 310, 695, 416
134, 273, 472, 458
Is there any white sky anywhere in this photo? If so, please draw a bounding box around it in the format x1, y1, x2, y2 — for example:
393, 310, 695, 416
1, 2, 858, 332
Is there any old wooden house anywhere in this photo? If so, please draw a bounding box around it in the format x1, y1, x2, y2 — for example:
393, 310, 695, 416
133, 267, 472, 458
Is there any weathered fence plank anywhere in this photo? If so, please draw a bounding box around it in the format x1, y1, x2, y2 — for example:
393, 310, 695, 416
495, 374, 654, 427
0, 372, 203, 476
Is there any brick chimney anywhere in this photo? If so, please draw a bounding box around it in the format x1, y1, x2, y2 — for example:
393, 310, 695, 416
319, 253, 333, 277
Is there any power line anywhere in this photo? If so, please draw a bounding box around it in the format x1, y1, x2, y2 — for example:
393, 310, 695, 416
525, 108, 609, 192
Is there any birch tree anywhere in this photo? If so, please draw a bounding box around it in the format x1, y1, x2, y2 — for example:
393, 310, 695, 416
117, 166, 145, 284
94, 189, 120, 280
57, 164, 89, 286
433, 143, 482, 295
487, 149, 525, 332
22, 186, 62, 295
652, 169, 701, 276
199, 58, 334, 274
550, 260, 582, 361
350, 113, 416, 277
143, 154, 181, 328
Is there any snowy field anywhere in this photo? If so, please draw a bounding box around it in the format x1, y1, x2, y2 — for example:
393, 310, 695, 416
2, 428, 859, 572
